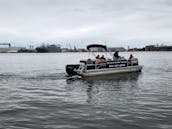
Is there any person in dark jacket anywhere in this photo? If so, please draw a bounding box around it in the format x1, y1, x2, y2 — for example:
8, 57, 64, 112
113, 51, 120, 60
129, 54, 134, 60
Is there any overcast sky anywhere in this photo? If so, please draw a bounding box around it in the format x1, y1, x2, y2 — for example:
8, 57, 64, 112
0, 0, 172, 48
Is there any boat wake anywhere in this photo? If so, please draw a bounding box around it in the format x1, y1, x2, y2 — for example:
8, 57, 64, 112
22, 72, 68, 81
66, 75, 82, 81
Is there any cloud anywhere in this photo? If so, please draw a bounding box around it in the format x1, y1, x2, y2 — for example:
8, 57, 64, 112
0, 0, 172, 47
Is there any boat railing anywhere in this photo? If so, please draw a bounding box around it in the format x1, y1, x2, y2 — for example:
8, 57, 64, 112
80, 58, 139, 70
84, 59, 129, 70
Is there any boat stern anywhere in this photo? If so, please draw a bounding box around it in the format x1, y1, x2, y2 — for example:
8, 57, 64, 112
65, 64, 80, 76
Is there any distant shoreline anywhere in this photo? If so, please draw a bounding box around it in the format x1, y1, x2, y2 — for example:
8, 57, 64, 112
1, 51, 172, 54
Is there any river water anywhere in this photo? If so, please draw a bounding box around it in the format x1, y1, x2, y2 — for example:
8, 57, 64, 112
0, 52, 172, 129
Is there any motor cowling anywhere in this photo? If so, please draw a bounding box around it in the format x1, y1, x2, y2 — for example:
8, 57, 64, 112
66, 64, 80, 76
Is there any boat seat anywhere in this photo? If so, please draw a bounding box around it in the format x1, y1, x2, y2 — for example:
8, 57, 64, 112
86, 59, 94, 64
80, 60, 87, 64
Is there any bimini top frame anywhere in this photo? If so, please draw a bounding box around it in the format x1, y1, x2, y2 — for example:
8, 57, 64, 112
87, 44, 107, 51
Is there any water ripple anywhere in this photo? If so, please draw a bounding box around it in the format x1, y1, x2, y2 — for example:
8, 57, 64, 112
1, 52, 172, 129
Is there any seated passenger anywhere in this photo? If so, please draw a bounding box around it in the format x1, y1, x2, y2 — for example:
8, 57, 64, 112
96, 54, 101, 62
96, 55, 106, 64
129, 54, 134, 60
100, 55, 106, 60
113, 51, 120, 60
96, 55, 100, 59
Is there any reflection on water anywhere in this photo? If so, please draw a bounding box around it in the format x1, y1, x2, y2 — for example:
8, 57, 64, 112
83, 72, 140, 83
66, 73, 140, 105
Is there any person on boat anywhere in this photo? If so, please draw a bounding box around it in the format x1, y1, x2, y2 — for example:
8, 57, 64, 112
100, 55, 106, 60
99, 55, 106, 64
113, 51, 120, 60
96, 55, 101, 63
96, 55, 100, 59
96, 55, 106, 64
129, 54, 134, 60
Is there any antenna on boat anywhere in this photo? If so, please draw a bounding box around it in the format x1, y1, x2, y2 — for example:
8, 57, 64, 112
105, 41, 108, 59
88, 44, 90, 59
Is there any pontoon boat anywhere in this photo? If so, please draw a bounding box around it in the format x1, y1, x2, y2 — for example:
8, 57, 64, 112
66, 44, 142, 77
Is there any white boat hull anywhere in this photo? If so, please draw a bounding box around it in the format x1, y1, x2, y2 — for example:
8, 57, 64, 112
81, 66, 143, 77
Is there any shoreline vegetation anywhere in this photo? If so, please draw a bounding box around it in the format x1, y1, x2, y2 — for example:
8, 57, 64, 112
0, 44, 172, 53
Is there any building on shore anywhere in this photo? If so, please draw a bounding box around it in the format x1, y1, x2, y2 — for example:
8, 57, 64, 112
107, 47, 126, 52
145, 45, 157, 51
0, 47, 26, 53
77, 48, 87, 52
128, 44, 172, 51
145, 45, 172, 51
47, 44, 61, 52
61, 48, 69, 52
128, 47, 145, 51
0, 43, 25, 53
36, 44, 61, 53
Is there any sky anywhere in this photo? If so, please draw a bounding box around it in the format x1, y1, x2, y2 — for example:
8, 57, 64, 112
0, 0, 172, 48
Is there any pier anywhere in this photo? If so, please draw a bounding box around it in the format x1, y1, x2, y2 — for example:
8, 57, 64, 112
0, 43, 24, 53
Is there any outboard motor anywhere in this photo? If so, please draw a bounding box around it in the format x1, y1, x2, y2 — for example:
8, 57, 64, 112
66, 64, 80, 76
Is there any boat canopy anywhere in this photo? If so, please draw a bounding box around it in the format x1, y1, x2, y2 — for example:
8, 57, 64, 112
87, 44, 107, 51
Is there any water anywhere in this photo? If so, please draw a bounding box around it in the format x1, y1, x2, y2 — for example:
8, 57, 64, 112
0, 52, 172, 129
